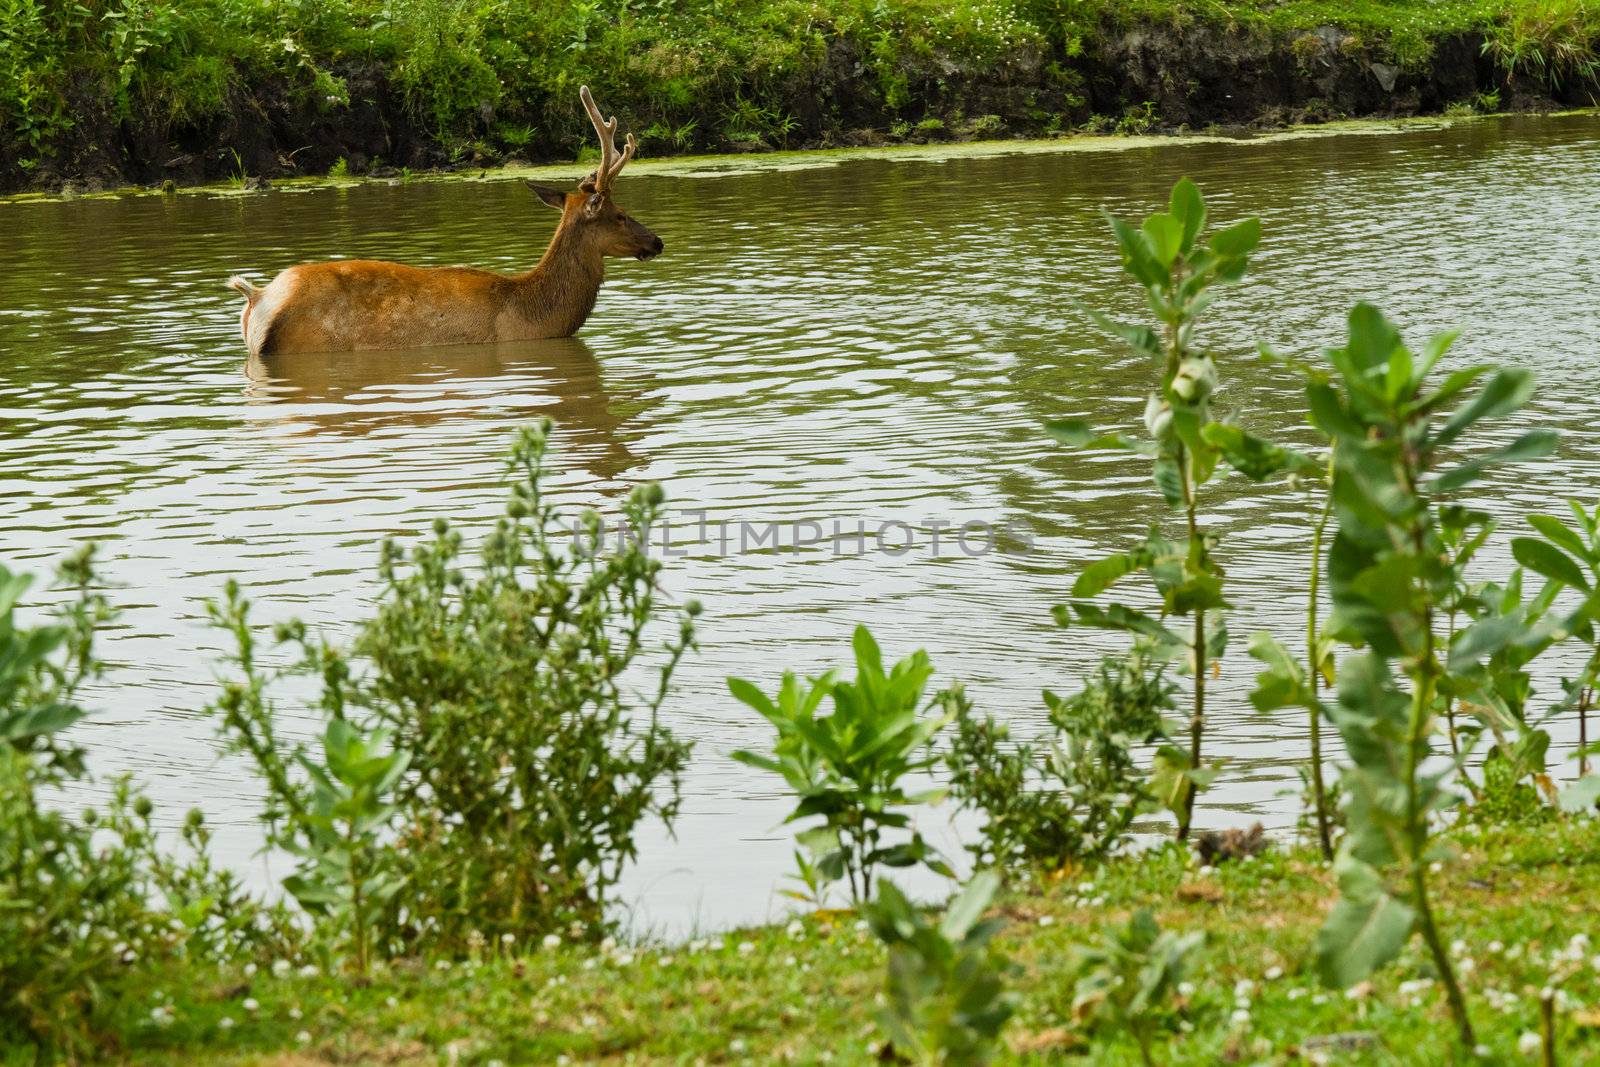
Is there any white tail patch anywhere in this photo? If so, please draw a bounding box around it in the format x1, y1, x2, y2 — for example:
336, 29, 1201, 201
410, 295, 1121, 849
228, 276, 261, 342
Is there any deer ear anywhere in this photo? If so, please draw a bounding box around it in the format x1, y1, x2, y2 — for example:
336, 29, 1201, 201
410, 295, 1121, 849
526, 182, 567, 211
582, 192, 605, 220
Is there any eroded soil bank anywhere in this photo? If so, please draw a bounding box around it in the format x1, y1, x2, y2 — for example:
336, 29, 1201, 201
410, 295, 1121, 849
10, 19, 1584, 196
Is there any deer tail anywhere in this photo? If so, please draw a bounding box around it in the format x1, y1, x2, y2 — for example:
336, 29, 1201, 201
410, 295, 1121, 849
227, 275, 261, 303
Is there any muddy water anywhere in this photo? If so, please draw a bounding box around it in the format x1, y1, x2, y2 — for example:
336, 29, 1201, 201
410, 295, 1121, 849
3, 114, 1599, 933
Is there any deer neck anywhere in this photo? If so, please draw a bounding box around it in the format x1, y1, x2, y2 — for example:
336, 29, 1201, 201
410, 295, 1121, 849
511, 223, 606, 338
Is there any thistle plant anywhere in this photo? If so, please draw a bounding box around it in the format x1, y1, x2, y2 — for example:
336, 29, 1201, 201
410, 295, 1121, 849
1050, 178, 1307, 839
1300, 303, 1559, 1048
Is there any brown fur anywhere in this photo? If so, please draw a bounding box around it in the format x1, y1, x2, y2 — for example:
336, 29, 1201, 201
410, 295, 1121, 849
232, 194, 659, 358
228, 87, 659, 359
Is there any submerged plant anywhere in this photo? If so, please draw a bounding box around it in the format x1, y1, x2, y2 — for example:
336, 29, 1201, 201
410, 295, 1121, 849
1051, 178, 1303, 839
866, 870, 1016, 1065
1301, 303, 1560, 1048
730, 625, 957, 905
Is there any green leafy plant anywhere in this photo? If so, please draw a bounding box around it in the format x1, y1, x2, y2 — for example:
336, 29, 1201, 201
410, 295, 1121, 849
866, 870, 1016, 1065
212, 420, 697, 956
1301, 302, 1560, 1048
945, 654, 1171, 870
1049, 178, 1296, 840
1512, 499, 1600, 780
1066, 909, 1203, 1066
730, 625, 956, 905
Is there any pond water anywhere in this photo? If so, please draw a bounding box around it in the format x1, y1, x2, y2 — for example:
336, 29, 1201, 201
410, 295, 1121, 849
3, 113, 1599, 935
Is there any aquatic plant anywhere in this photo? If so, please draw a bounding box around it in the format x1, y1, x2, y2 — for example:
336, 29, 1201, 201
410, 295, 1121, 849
730, 625, 957, 905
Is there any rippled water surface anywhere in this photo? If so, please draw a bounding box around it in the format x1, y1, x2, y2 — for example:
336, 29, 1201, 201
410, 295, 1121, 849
4, 114, 1599, 932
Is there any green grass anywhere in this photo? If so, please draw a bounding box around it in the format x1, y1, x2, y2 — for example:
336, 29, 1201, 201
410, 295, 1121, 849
4, 0, 1598, 183
100, 818, 1600, 1064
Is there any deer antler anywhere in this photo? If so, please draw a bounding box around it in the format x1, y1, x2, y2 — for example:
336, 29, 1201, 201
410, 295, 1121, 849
579, 85, 635, 194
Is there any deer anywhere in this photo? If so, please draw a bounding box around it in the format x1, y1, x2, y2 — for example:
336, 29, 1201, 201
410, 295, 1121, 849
226, 86, 662, 358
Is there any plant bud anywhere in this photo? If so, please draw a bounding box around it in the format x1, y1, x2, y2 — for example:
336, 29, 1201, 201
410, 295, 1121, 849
1170, 356, 1217, 402
1143, 393, 1173, 439
134, 796, 154, 818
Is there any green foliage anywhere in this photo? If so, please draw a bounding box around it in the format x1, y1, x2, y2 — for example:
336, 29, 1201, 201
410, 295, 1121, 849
945, 655, 1172, 870
866, 870, 1017, 1065
210, 420, 696, 957
1050, 178, 1302, 840
730, 625, 956, 905
1066, 909, 1203, 1066
1304, 302, 1561, 1047
1, 551, 285, 1054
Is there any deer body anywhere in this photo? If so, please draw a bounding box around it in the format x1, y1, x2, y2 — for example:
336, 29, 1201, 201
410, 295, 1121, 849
229, 87, 658, 359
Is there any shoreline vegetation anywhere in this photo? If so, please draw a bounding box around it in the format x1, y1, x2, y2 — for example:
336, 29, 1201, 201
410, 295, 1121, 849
3, 0, 1600, 195
10, 173, 1600, 1065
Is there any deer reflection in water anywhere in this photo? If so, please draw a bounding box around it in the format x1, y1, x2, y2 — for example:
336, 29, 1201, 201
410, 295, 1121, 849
244, 336, 640, 485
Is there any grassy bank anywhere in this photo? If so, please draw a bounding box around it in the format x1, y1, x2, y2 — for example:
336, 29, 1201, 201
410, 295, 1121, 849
101, 819, 1600, 1064
4, 0, 1599, 192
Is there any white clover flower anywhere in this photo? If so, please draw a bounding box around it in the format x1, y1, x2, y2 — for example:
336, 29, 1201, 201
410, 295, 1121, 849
600, 936, 618, 954
271, 959, 292, 978
542, 933, 562, 950
854, 921, 869, 934
1229, 1008, 1251, 1028
298, 964, 319, 979
1234, 979, 1256, 998
1458, 958, 1476, 975
710, 938, 726, 951
241, 998, 259, 1013
243, 962, 258, 978
737, 941, 756, 956
435, 960, 451, 971
296, 1030, 311, 1044
730, 1038, 747, 1054
786, 920, 805, 939
385, 996, 398, 1008
1450, 939, 1467, 957
1488, 941, 1504, 955
1198, 865, 1216, 877
1037, 916, 1055, 928
218, 1017, 235, 1031
1077, 882, 1095, 894
1287, 987, 1306, 1001
502, 933, 516, 945
1177, 981, 1196, 997
1518, 1031, 1542, 1056
659, 955, 674, 967
289, 1007, 302, 1020
615, 952, 635, 967
1264, 966, 1283, 981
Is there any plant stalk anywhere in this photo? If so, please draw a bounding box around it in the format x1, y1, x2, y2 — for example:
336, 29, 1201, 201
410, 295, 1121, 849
1307, 450, 1334, 861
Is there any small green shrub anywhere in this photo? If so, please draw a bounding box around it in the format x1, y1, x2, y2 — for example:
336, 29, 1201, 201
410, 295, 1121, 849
867, 870, 1017, 1065
945, 654, 1171, 871
730, 625, 957, 905
1066, 909, 1203, 1066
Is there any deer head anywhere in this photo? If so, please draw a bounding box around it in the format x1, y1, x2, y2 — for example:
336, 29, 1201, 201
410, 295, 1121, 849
527, 86, 663, 262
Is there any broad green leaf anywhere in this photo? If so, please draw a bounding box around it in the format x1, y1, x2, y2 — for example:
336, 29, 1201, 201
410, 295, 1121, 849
1078, 304, 1163, 360
1208, 216, 1260, 258
1108, 213, 1167, 288
1201, 423, 1320, 481
1433, 368, 1535, 448
1341, 303, 1404, 374
1246, 632, 1311, 712
1072, 549, 1151, 598
727, 676, 777, 718
1526, 514, 1592, 564
1511, 536, 1590, 591
1142, 213, 1184, 268
940, 869, 1000, 941
1315, 855, 1415, 989
1432, 430, 1557, 493
1168, 177, 1206, 253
